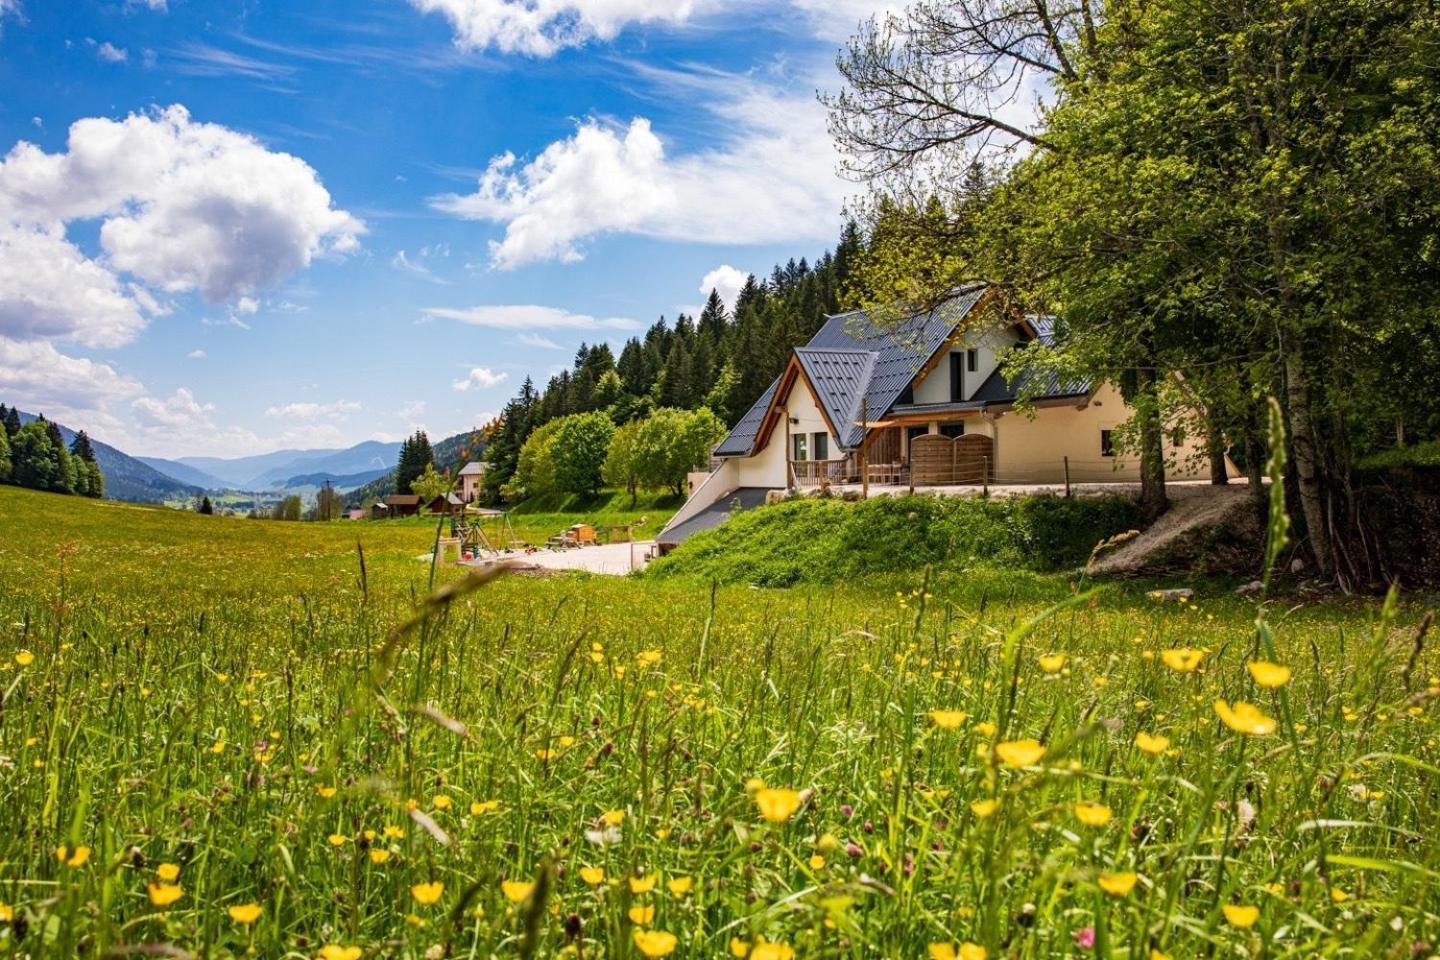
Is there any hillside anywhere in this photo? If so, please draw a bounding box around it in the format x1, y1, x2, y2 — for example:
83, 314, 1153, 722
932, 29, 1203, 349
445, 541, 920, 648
343, 427, 486, 506
137, 456, 231, 490
13, 410, 200, 504
175, 440, 401, 489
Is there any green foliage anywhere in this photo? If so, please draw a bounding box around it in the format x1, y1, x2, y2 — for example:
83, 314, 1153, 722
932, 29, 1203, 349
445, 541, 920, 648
633, 407, 725, 496
409, 463, 451, 503
602, 418, 644, 504
647, 493, 1142, 586
1357, 441, 1440, 471
271, 494, 303, 521
0, 425, 10, 482
395, 430, 435, 495
11, 421, 59, 491
506, 418, 562, 501
551, 411, 615, 496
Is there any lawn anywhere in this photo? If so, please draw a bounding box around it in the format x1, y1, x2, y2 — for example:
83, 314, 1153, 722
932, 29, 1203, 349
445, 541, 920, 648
0, 485, 1436, 959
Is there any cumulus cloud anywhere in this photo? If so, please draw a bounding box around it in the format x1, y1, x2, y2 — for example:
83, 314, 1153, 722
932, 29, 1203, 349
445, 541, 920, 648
424, 304, 639, 331
408, 0, 694, 56
129, 387, 271, 456
95, 41, 129, 63
700, 264, 749, 309
0, 221, 149, 347
187, 348, 206, 359
452, 367, 508, 392
0, 104, 362, 350
264, 400, 362, 420
0, 337, 144, 431
431, 71, 848, 268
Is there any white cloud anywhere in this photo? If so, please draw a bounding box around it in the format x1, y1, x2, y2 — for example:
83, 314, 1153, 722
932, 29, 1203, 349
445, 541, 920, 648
96, 41, 129, 63
700, 264, 748, 310
235, 295, 260, 315
0, 104, 363, 302
397, 400, 427, 420
263, 399, 362, 420
516, 332, 561, 350
128, 387, 271, 457
187, 348, 206, 359
452, 367, 508, 392
408, 0, 694, 56
431, 70, 848, 268
392, 249, 451, 284
425, 304, 639, 331
0, 221, 149, 347
787, 0, 900, 40
0, 337, 144, 431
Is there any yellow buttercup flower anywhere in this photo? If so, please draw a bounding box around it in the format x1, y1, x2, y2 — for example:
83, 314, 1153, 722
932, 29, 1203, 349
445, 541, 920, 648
602, 809, 626, 826
156, 863, 181, 882
368, 849, 391, 864
1038, 653, 1067, 674
973, 721, 997, 738
666, 876, 693, 896
501, 880, 534, 903
382, 826, 405, 840
1074, 802, 1113, 827
730, 938, 750, 958
753, 787, 803, 823
1247, 661, 1292, 688
751, 943, 796, 960
470, 800, 500, 815
994, 739, 1046, 767
632, 929, 678, 957
317, 785, 337, 798
1214, 700, 1277, 736
1098, 872, 1137, 897
579, 866, 605, 885
327, 834, 347, 847
1330, 887, 1350, 903
1134, 731, 1170, 755
808, 854, 825, 869
14, 650, 34, 667
148, 882, 183, 907
1161, 648, 1205, 672
410, 881, 444, 905
0, 903, 12, 923
970, 798, 999, 818
929, 709, 968, 730
56, 845, 91, 867
958, 946, 987, 960
628, 904, 656, 925
432, 795, 453, 810
629, 874, 658, 894
228, 902, 263, 924
317, 946, 363, 960
1222, 904, 1260, 928
929, 946, 957, 960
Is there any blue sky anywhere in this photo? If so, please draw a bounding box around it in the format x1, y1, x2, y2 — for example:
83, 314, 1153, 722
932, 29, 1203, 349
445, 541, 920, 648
0, 0, 880, 457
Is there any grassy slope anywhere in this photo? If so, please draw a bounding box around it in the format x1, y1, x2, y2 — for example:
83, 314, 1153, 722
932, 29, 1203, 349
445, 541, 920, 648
647, 493, 1143, 586
0, 485, 1436, 959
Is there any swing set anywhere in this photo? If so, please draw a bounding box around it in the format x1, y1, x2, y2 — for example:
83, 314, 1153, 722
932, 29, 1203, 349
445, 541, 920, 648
451, 509, 526, 560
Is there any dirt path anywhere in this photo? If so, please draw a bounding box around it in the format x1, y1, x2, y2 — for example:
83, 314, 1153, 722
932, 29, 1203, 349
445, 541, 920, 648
1087, 484, 1256, 576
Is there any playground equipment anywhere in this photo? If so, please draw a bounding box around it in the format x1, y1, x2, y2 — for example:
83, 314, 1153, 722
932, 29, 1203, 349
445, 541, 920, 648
450, 509, 524, 560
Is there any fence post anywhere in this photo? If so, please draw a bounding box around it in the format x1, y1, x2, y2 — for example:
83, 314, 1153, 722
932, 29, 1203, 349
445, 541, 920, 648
982, 456, 989, 496
860, 396, 869, 501
1064, 456, 1071, 498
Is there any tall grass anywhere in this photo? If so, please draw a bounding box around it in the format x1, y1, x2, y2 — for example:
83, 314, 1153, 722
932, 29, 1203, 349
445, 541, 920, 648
0, 484, 1435, 959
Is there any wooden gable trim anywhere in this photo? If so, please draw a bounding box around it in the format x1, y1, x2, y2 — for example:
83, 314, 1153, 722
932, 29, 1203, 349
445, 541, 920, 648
751, 354, 845, 455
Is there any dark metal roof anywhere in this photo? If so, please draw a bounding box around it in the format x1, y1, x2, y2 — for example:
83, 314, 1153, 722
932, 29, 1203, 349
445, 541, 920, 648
887, 400, 987, 417
967, 364, 1092, 405
714, 379, 778, 457
657, 487, 773, 546
794, 348, 874, 441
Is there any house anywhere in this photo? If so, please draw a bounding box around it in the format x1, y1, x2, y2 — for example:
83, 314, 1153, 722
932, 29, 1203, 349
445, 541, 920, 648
427, 492, 467, 516
458, 461, 487, 502
659, 288, 1223, 545
382, 494, 423, 517
346, 509, 366, 521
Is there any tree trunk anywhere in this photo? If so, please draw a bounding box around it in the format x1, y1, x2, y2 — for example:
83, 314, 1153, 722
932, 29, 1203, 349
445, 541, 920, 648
1137, 365, 1168, 520
1244, 427, 1266, 524
1206, 413, 1229, 485
1280, 331, 1335, 579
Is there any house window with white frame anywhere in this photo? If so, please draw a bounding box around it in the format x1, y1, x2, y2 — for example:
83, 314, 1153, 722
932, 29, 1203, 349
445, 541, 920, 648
792, 433, 808, 461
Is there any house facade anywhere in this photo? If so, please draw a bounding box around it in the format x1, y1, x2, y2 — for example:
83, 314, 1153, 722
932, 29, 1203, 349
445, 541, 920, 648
659, 289, 1222, 544
458, 461, 486, 502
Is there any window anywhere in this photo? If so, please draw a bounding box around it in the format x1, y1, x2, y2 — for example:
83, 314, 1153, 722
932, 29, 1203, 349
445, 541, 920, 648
940, 423, 966, 439
906, 426, 930, 449
812, 432, 829, 461
950, 353, 964, 401
792, 434, 808, 461
1101, 430, 1115, 457
967, 348, 979, 372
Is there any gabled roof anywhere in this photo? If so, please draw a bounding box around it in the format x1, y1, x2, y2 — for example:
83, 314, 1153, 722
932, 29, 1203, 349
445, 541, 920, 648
715, 288, 987, 455
385, 494, 422, 506
458, 461, 486, 476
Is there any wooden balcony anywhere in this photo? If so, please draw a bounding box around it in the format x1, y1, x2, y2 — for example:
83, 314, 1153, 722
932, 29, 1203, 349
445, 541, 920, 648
789, 459, 849, 488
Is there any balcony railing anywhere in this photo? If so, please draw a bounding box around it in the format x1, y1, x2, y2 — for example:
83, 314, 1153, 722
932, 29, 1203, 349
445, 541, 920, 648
789, 459, 849, 488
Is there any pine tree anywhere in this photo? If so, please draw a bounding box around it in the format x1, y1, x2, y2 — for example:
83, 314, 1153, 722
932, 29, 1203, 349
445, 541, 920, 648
11, 421, 58, 491
42, 419, 73, 493
199, 495, 214, 515
0, 424, 10, 483
0, 404, 17, 439
396, 430, 435, 494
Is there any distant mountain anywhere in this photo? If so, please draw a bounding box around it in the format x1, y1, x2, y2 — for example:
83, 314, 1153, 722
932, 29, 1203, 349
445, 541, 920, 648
137, 457, 231, 490
343, 428, 486, 506
280, 467, 389, 489
176, 440, 402, 489
13, 411, 201, 504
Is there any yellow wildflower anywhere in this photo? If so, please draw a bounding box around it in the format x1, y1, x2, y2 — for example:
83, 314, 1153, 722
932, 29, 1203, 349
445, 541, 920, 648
156, 863, 181, 882
602, 809, 626, 826
1222, 904, 1260, 928
752, 943, 796, 960
666, 876, 693, 896
632, 930, 678, 958
1038, 654, 1067, 674
629, 904, 656, 925
1161, 648, 1205, 672
148, 882, 184, 907
1098, 872, 1138, 897
470, 800, 499, 815
1074, 802, 1113, 827
1247, 661, 1292, 688
368, 849, 391, 864
56, 845, 90, 867
228, 902, 263, 924
970, 798, 999, 818
753, 787, 803, 823
327, 834, 347, 847
1134, 731, 1170, 755
317, 946, 363, 960
994, 739, 1046, 767
629, 874, 658, 894
14, 650, 34, 667
579, 866, 605, 885
432, 795, 453, 810
929, 709, 968, 730
1214, 700, 1276, 736
501, 880, 535, 903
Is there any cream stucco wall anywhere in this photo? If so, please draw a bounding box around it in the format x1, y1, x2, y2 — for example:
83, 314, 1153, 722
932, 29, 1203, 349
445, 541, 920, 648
733, 375, 833, 489
991, 384, 1215, 483
911, 324, 1023, 405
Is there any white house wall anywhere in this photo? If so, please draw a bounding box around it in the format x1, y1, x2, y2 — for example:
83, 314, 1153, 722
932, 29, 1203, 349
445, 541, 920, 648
911, 323, 1023, 405
733, 374, 833, 489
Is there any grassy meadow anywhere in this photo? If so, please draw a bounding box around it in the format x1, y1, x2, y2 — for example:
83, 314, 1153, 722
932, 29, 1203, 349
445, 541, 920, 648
0, 484, 1437, 959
